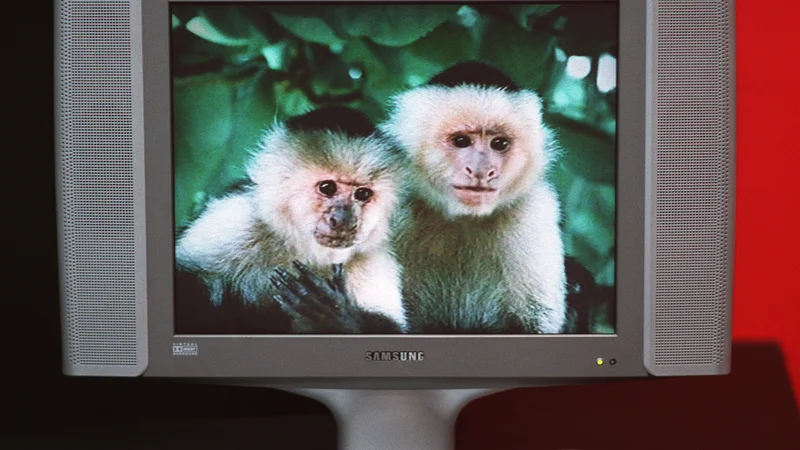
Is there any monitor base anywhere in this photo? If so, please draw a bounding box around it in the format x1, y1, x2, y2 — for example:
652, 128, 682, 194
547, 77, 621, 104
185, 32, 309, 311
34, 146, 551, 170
284, 388, 503, 450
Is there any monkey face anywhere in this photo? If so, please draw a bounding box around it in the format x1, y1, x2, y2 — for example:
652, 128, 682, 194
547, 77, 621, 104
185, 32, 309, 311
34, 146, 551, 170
248, 127, 402, 261
443, 129, 513, 211
382, 85, 550, 218
424, 120, 536, 217
311, 179, 375, 249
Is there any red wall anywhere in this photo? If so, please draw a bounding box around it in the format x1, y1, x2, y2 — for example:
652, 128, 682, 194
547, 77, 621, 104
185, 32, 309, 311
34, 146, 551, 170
733, 0, 800, 402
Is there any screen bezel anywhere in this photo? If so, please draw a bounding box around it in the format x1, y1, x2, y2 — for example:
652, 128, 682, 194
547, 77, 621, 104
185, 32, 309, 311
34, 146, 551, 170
142, 0, 651, 381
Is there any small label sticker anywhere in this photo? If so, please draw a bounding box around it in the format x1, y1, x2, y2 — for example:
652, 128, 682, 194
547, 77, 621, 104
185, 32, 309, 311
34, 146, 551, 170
173, 342, 198, 356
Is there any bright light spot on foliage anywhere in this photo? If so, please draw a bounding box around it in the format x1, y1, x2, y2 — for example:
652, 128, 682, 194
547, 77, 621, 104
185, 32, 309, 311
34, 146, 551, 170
456, 5, 479, 28
552, 80, 587, 115
186, 16, 250, 46
566, 56, 591, 80
597, 54, 617, 93
553, 90, 570, 107
349, 68, 363, 80
261, 44, 285, 70
329, 42, 344, 54
555, 47, 567, 63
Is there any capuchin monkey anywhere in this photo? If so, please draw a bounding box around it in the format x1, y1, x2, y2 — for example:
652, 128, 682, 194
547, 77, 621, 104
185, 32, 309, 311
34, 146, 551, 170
381, 61, 568, 333
174, 106, 408, 334
278, 62, 570, 334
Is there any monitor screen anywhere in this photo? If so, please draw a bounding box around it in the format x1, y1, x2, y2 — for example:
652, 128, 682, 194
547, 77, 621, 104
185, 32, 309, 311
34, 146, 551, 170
170, 2, 618, 336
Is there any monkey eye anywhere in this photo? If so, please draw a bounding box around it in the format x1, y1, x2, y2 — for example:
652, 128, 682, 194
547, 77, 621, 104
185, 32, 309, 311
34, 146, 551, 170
354, 188, 373, 202
452, 135, 472, 148
318, 180, 338, 197
490, 137, 511, 152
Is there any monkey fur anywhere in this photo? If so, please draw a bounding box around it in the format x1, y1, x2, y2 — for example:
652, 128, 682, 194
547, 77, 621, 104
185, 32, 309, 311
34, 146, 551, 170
174, 106, 409, 333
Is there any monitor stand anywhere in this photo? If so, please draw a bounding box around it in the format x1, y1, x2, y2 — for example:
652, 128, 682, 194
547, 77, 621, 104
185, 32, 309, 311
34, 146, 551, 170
282, 388, 504, 450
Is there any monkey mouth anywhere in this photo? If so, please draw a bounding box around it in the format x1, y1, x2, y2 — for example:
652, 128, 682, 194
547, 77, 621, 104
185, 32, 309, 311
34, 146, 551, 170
453, 186, 497, 193
314, 232, 357, 249
452, 185, 499, 206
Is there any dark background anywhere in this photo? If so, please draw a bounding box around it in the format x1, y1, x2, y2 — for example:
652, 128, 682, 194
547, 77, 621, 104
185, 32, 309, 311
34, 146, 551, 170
3, 1, 799, 449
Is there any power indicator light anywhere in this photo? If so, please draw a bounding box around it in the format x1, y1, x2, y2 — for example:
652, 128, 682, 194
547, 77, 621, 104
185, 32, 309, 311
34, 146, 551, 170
596, 358, 604, 366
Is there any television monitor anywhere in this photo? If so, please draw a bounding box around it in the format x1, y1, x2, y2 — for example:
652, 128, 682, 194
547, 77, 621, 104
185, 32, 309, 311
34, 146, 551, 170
55, 0, 736, 448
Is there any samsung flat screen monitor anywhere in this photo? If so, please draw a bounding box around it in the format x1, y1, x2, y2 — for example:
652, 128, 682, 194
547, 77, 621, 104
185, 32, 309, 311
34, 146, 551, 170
55, 0, 736, 448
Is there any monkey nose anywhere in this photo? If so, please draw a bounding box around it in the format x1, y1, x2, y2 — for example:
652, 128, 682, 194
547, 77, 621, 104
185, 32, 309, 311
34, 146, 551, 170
326, 208, 356, 231
465, 166, 498, 181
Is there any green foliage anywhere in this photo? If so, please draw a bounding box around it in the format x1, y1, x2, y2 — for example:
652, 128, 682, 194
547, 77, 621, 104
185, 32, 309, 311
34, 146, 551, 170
329, 5, 462, 47
478, 18, 555, 91
170, 3, 619, 306
270, 12, 344, 47
403, 22, 476, 85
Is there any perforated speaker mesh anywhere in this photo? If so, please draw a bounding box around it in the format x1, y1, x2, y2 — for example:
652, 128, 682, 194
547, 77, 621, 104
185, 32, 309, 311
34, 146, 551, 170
57, 0, 140, 369
652, 0, 734, 369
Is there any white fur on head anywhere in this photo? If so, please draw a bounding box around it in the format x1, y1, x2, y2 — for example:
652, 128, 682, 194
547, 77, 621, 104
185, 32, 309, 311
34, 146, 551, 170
380, 85, 553, 218
245, 125, 404, 265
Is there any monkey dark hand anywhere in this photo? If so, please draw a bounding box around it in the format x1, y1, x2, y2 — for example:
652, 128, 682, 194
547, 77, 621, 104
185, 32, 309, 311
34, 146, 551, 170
270, 262, 403, 334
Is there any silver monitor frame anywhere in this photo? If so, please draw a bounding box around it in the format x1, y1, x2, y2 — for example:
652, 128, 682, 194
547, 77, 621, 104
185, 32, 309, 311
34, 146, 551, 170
56, 0, 735, 386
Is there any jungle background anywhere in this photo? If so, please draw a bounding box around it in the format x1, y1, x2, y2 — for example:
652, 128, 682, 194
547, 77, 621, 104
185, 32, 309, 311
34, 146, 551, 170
170, 2, 618, 333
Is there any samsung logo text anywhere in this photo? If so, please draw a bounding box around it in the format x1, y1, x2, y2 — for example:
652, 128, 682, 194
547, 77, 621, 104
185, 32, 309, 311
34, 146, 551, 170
365, 351, 425, 362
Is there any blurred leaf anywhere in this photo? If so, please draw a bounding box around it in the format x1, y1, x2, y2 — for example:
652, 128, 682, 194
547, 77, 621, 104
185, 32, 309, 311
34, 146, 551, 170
546, 113, 615, 185
549, 77, 589, 120
478, 18, 556, 91
176, 8, 271, 78
171, 5, 203, 24
217, 75, 277, 186
506, 4, 560, 30
200, 7, 259, 40
186, 15, 251, 47
271, 12, 345, 47
275, 82, 315, 117
454, 5, 481, 28
403, 22, 477, 84
572, 207, 614, 256
332, 5, 461, 47
260, 41, 294, 71
172, 75, 235, 228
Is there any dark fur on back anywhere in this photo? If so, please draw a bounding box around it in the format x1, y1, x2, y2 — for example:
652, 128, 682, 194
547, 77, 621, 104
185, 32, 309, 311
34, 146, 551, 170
285, 106, 376, 138
427, 61, 521, 91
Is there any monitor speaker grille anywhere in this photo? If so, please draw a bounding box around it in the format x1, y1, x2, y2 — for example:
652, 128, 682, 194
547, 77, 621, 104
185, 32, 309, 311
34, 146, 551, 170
652, 0, 734, 372
57, 0, 143, 373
